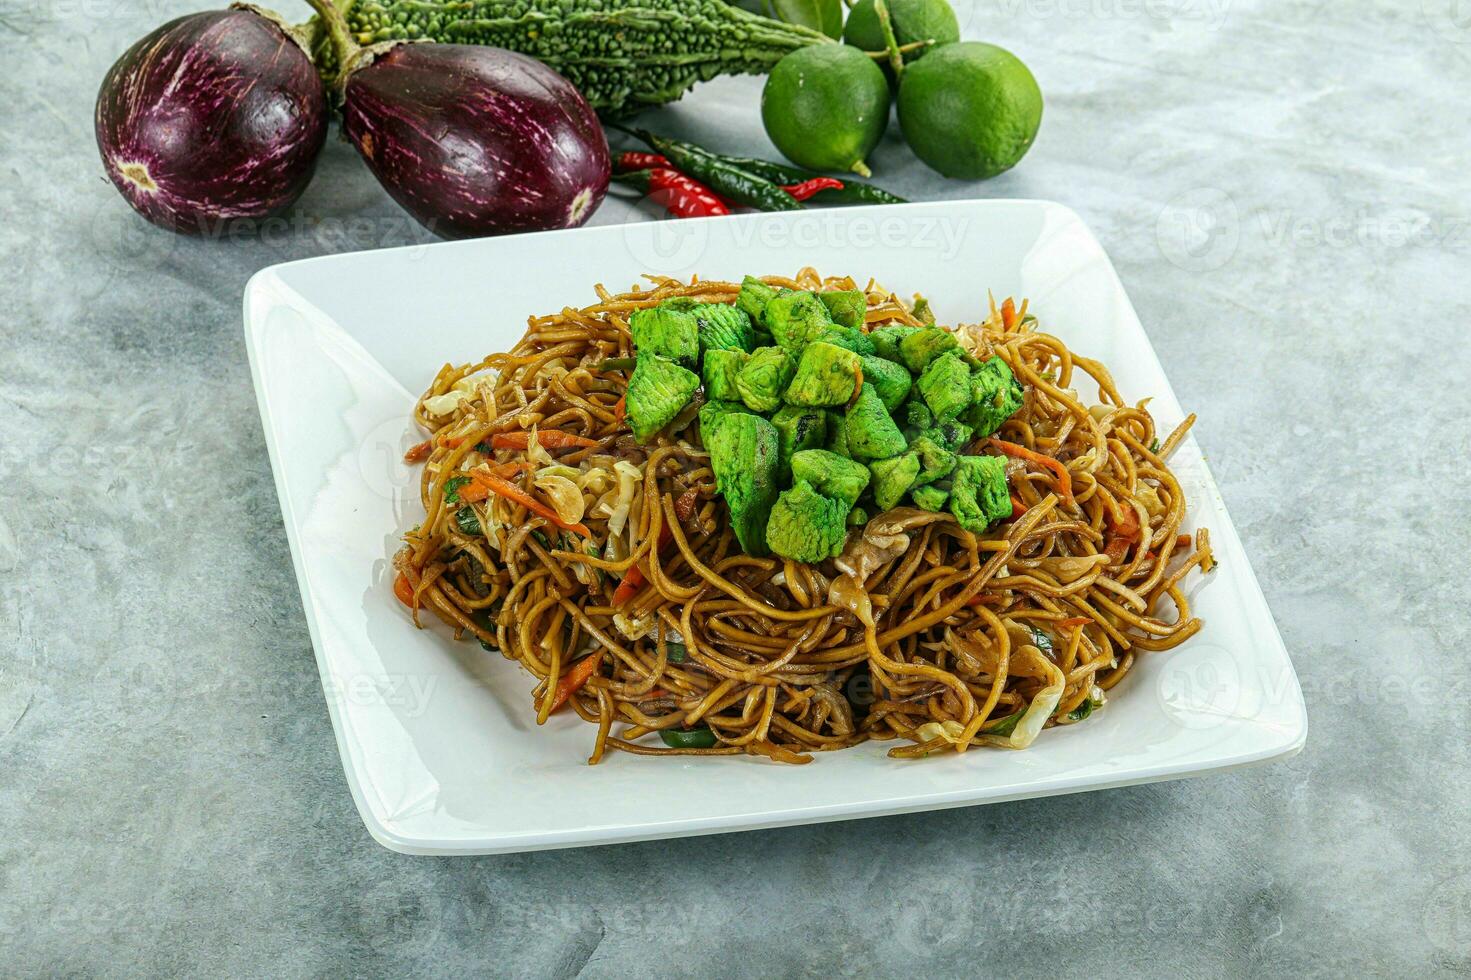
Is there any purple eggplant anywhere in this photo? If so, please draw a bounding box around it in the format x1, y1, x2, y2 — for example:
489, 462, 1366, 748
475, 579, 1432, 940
310, 2, 609, 239
95, 6, 328, 234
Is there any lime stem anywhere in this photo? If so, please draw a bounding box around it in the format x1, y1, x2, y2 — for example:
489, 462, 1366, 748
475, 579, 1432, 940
872, 0, 906, 78
865, 39, 935, 60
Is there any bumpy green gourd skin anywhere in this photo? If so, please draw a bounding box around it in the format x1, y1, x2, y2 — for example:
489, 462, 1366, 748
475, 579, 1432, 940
314, 0, 831, 113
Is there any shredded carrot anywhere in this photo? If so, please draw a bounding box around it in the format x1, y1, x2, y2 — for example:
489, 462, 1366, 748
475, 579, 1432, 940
1009, 493, 1025, 518
1057, 616, 1091, 629
989, 437, 1074, 504
548, 654, 601, 712
392, 571, 417, 609
455, 462, 525, 502
491, 430, 598, 450
1176, 533, 1192, 548
613, 395, 626, 426
1001, 297, 1018, 330
611, 525, 674, 606
1104, 504, 1141, 563
469, 471, 591, 537
403, 439, 433, 463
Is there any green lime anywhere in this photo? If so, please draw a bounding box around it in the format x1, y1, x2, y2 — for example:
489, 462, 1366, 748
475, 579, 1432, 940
897, 41, 1042, 180
843, 0, 960, 62
761, 44, 890, 177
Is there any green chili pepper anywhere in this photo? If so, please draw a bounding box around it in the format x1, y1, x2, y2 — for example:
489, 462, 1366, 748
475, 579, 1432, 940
710, 153, 907, 205
632, 129, 802, 212
659, 725, 718, 749
595, 356, 637, 372
665, 642, 688, 664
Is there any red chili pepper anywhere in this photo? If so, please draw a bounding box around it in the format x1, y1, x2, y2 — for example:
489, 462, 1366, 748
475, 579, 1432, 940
614, 168, 729, 219
781, 176, 844, 202
615, 151, 670, 173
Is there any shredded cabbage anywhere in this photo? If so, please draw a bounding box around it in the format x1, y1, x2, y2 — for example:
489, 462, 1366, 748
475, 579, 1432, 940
980, 646, 1065, 749
532, 472, 585, 525
606, 460, 644, 537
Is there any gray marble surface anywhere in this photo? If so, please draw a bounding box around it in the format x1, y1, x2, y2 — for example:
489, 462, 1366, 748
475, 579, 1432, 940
3, 0, 1469, 975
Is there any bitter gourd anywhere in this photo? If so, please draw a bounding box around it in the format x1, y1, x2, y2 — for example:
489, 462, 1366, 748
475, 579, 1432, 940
309, 0, 833, 114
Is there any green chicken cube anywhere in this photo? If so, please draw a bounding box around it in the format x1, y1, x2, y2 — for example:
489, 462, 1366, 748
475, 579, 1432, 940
923, 419, 975, 452
630, 305, 698, 366
860, 354, 912, 412
813, 325, 875, 356
765, 479, 850, 563
626, 356, 700, 443
899, 325, 961, 374
691, 303, 755, 354
737, 276, 779, 327
735, 346, 796, 413
791, 449, 871, 507
902, 399, 934, 434
826, 409, 850, 457
703, 349, 750, 402
708, 413, 781, 557
909, 435, 956, 486
948, 454, 1011, 533
911, 484, 949, 511
785, 342, 862, 407
917, 352, 972, 422
764, 290, 834, 353
771, 405, 827, 475
818, 289, 867, 328
699, 399, 753, 447
844, 383, 908, 460
869, 325, 919, 364
869, 452, 921, 511
966, 356, 1026, 438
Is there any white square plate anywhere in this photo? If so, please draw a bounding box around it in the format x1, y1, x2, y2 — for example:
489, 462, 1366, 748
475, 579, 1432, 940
244, 200, 1306, 855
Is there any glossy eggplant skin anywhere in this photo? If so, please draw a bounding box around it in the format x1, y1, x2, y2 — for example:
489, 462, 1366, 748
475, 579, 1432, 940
341, 44, 610, 239
95, 9, 328, 234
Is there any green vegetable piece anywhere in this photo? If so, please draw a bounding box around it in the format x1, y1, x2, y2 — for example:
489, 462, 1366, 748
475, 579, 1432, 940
785, 341, 862, 406
735, 346, 797, 412
910, 484, 949, 511
818, 289, 867, 328
630, 305, 698, 366
702, 348, 750, 402
813, 325, 875, 355
455, 505, 482, 536
737, 276, 779, 326
770, 404, 827, 475
909, 435, 956, 486
765, 479, 850, 563
869, 325, 920, 363
699, 399, 753, 447
665, 642, 688, 663
692, 303, 755, 353
764, 290, 834, 353
859, 354, 912, 412
659, 725, 717, 749
825, 409, 850, 457
444, 475, 471, 503
791, 448, 870, 507
923, 418, 975, 452
911, 295, 936, 325
847, 506, 869, 526
917, 352, 972, 422
966, 356, 1025, 438
868, 452, 921, 511
627, 356, 701, 442
844, 383, 908, 460
899, 325, 961, 374
708, 413, 781, 556
948, 454, 1011, 533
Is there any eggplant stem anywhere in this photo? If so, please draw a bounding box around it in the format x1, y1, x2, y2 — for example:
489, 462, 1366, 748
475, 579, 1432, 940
301, 0, 361, 85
